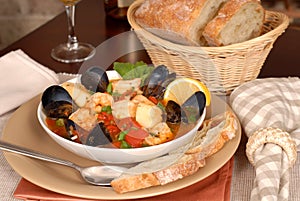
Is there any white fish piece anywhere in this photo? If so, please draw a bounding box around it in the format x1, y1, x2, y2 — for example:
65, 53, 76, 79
69, 107, 97, 132
135, 103, 163, 129
112, 99, 136, 120
112, 78, 142, 95
61, 82, 91, 107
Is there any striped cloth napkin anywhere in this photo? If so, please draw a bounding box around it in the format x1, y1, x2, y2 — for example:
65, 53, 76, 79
230, 77, 300, 201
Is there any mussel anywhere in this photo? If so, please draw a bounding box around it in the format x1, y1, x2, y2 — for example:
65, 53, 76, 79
155, 73, 176, 100
64, 119, 85, 143
165, 91, 206, 124
64, 120, 112, 146
143, 65, 176, 99
165, 100, 182, 124
181, 91, 206, 122
80, 66, 109, 93
85, 122, 112, 146
41, 85, 75, 118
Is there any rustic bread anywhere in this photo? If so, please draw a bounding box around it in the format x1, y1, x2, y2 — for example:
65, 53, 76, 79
186, 111, 238, 155
134, 0, 228, 46
110, 110, 238, 194
111, 154, 205, 194
202, 0, 265, 46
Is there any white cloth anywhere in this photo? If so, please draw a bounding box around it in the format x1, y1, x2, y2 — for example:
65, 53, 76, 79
0, 50, 59, 115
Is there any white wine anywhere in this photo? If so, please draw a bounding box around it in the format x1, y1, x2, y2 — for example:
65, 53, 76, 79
60, 0, 79, 6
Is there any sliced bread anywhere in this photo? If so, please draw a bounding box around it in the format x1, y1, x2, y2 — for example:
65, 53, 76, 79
202, 0, 265, 46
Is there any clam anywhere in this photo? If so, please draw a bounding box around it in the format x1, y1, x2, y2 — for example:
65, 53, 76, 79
41, 85, 75, 118
80, 66, 109, 93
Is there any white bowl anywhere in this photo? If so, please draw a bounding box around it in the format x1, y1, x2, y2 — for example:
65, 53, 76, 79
37, 72, 206, 164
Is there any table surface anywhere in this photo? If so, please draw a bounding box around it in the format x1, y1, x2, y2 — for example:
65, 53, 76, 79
1, 0, 300, 200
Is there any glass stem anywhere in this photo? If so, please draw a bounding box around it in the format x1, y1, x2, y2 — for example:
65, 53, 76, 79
65, 4, 78, 50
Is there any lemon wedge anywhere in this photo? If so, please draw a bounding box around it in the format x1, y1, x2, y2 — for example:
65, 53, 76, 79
163, 77, 211, 106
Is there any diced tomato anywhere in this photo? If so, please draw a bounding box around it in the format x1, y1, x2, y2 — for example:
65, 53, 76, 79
112, 141, 121, 148
125, 128, 148, 148
97, 112, 107, 121
106, 125, 120, 140
98, 112, 116, 126
148, 96, 158, 105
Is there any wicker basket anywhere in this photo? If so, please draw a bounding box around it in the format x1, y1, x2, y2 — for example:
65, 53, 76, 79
128, 0, 289, 94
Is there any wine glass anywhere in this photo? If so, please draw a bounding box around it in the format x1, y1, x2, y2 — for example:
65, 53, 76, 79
51, 0, 96, 63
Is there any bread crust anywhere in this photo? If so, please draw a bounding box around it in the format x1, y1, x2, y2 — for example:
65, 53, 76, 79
154, 154, 206, 185
110, 173, 160, 194
186, 111, 238, 156
134, 0, 227, 46
202, 0, 265, 46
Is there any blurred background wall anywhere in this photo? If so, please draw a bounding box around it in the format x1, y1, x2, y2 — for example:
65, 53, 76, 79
0, 0, 63, 50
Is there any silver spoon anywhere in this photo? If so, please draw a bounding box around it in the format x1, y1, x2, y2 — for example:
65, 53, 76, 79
0, 141, 128, 186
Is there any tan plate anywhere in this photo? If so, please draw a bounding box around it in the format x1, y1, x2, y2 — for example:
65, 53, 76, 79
2, 94, 241, 200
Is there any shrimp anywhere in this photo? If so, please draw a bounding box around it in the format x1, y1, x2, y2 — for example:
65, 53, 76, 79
85, 92, 113, 113
69, 92, 113, 131
144, 122, 175, 145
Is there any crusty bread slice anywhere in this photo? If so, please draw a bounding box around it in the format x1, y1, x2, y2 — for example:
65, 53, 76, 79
110, 110, 238, 194
186, 111, 238, 156
202, 0, 265, 46
134, 0, 228, 46
110, 172, 160, 194
110, 154, 206, 193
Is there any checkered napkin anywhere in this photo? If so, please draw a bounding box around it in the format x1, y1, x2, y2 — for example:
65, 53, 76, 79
230, 77, 300, 201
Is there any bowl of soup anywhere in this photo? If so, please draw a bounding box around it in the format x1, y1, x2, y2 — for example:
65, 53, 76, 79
37, 64, 207, 164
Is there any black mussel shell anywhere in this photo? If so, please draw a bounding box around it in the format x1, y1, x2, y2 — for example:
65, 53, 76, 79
143, 65, 170, 97
41, 85, 74, 118
155, 72, 176, 100
165, 100, 182, 124
64, 119, 86, 143
85, 123, 112, 146
81, 66, 109, 93
181, 91, 206, 122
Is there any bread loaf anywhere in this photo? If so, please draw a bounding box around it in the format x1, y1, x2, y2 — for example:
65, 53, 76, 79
134, 0, 228, 46
133, 0, 265, 46
202, 0, 265, 46
110, 110, 238, 193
